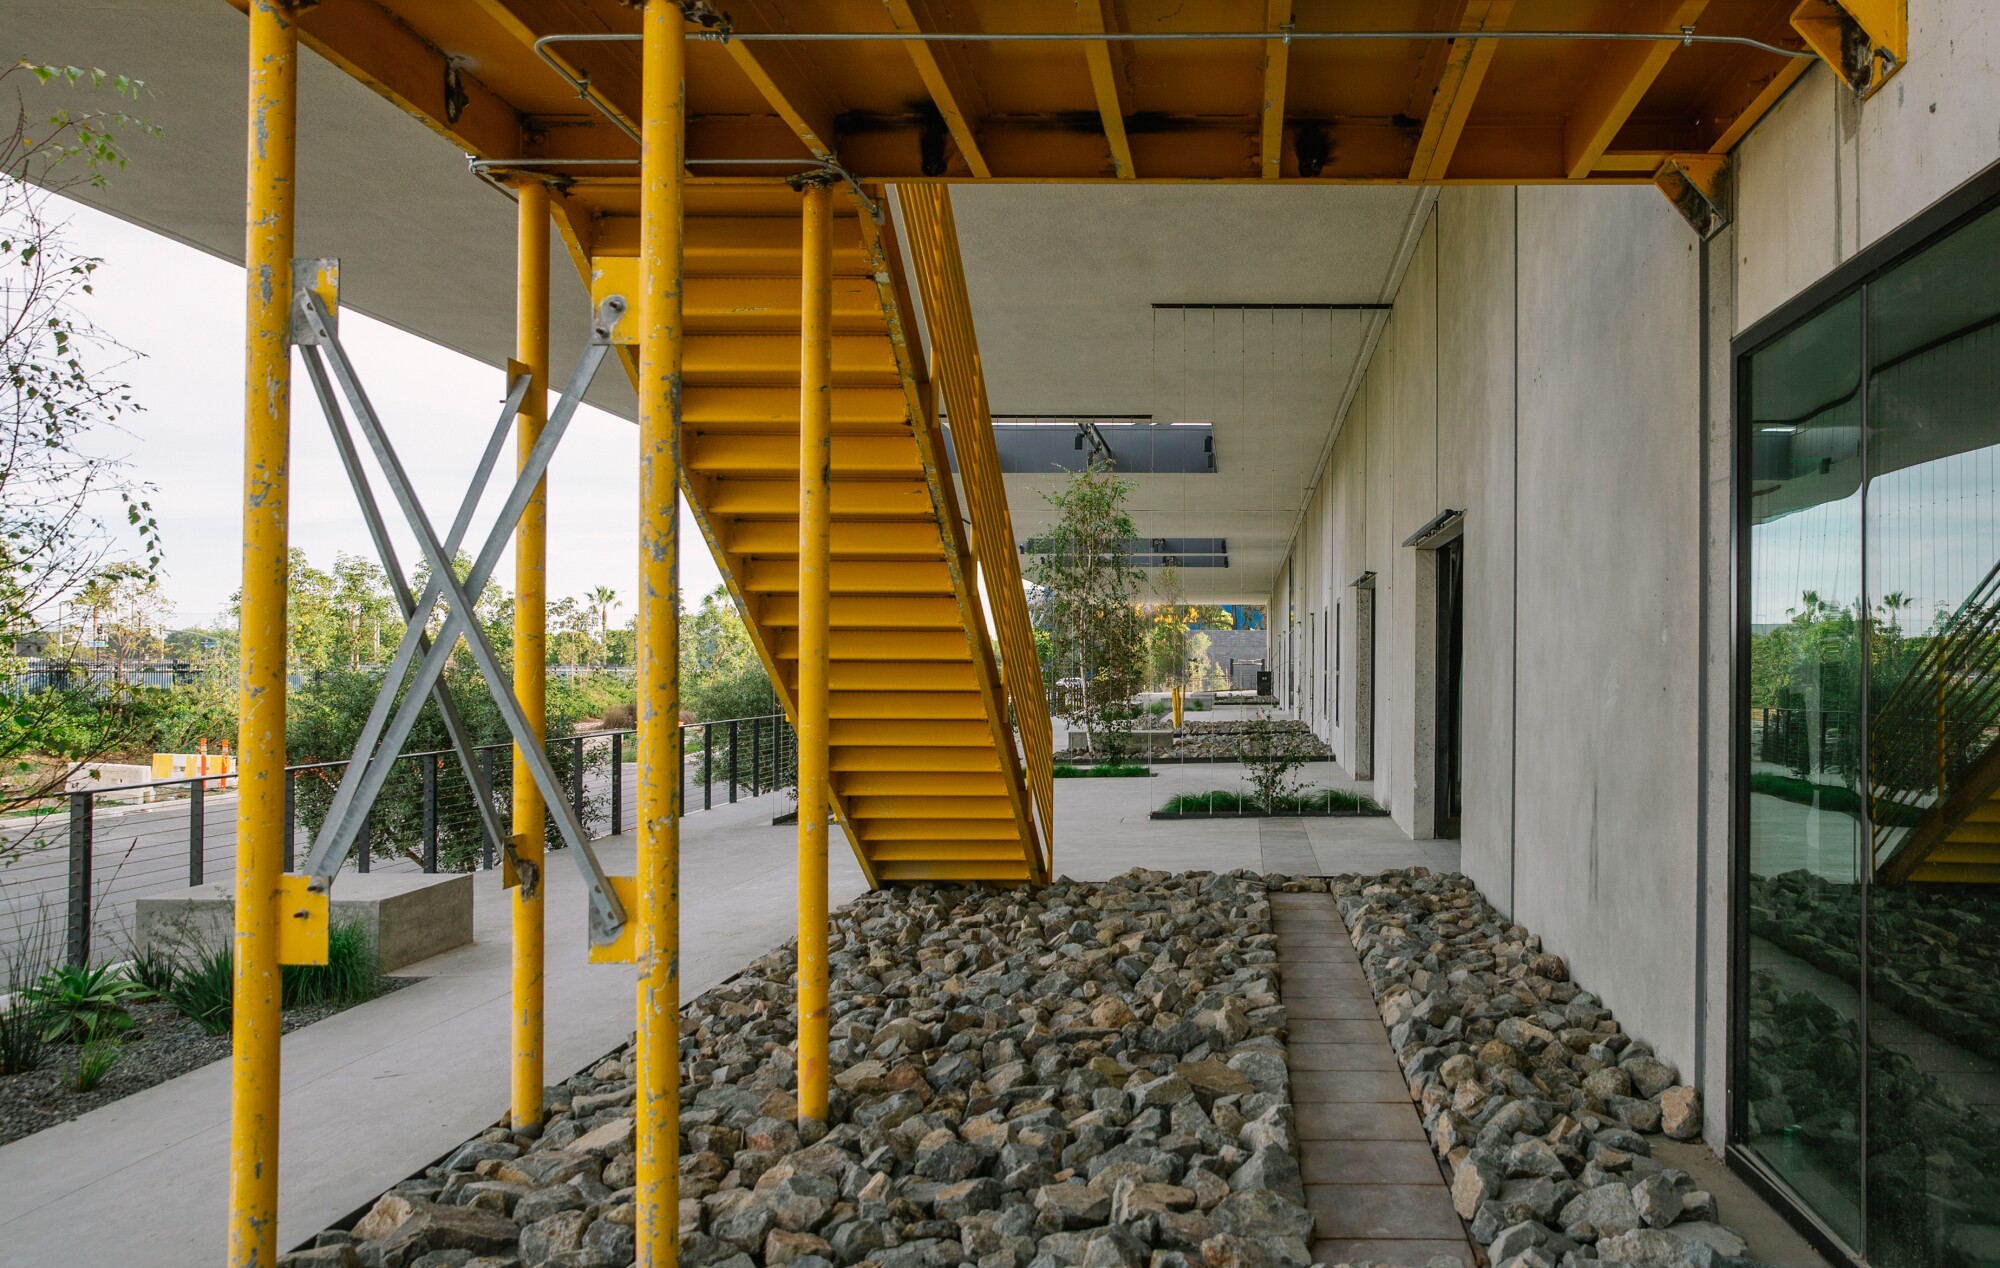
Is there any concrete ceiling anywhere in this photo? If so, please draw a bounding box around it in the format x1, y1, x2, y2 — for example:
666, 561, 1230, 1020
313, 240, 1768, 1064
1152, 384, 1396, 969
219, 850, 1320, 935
22, 2, 1427, 604
947, 185, 1426, 601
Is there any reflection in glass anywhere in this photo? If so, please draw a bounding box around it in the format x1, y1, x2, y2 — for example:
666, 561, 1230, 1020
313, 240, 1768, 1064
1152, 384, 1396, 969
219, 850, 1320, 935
1744, 293, 1866, 1245
1864, 204, 2000, 1268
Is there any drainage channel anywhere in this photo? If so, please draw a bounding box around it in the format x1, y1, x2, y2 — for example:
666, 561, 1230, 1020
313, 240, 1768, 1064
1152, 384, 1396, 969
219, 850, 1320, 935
1269, 890, 1476, 1267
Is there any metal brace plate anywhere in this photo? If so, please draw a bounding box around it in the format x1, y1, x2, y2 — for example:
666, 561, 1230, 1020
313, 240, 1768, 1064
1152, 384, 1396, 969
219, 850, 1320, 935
277, 874, 330, 966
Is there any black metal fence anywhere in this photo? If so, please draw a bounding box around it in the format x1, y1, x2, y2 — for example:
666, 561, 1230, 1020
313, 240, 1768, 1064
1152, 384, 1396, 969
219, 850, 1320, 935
0, 712, 796, 987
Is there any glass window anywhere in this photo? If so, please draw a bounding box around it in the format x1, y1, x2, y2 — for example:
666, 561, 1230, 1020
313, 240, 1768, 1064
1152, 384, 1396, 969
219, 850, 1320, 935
1862, 203, 2000, 1268
1740, 198, 2000, 1267
1744, 292, 1866, 1245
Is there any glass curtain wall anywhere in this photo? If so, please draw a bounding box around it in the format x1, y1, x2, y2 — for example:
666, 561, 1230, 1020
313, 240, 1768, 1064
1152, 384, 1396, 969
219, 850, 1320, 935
1741, 202, 2000, 1268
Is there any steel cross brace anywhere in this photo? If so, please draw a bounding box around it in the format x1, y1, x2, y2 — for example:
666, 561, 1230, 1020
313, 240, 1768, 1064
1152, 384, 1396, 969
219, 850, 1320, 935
298, 349, 524, 868
294, 286, 631, 945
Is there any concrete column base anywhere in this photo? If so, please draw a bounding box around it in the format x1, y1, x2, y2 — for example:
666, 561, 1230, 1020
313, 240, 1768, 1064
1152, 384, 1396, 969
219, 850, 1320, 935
136, 873, 474, 973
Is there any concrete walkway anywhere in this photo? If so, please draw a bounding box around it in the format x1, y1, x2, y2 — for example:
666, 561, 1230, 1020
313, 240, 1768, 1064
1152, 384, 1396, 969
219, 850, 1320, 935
0, 754, 1452, 1265
0, 790, 867, 1266
1271, 891, 1475, 1268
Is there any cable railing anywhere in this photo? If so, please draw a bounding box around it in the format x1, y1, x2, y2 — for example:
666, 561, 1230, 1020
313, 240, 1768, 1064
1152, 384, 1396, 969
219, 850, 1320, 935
0, 711, 795, 987
898, 184, 1054, 872
1869, 558, 2000, 880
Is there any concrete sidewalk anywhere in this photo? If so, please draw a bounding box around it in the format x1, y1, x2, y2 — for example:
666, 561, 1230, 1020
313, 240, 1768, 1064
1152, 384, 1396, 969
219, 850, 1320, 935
0, 756, 1447, 1266
0, 790, 867, 1266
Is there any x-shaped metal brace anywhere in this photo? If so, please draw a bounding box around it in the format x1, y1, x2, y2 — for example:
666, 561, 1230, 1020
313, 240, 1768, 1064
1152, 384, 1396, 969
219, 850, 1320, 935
292, 272, 629, 945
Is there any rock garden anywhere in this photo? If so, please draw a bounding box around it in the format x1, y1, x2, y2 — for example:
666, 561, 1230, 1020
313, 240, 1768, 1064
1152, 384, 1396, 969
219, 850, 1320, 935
306, 870, 1326, 1268
1330, 870, 1761, 1268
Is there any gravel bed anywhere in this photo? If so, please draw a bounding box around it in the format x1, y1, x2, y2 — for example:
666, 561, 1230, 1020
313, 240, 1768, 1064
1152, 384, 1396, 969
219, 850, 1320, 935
1170, 721, 1332, 763
303, 870, 1355, 1268
0, 980, 414, 1147
1331, 869, 1757, 1268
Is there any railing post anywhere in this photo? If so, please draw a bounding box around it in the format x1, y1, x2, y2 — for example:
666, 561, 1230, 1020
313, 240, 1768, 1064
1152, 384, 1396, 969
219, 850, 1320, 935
66, 790, 93, 967
611, 730, 625, 833
423, 757, 439, 872
728, 718, 739, 804
482, 747, 497, 869
190, 779, 206, 886
572, 734, 587, 832
751, 715, 762, 796
703, 721, 714, 811
283, 768, 297, 873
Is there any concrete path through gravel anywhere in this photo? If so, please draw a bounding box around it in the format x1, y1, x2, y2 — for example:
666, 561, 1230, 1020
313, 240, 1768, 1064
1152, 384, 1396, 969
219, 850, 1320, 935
1270, 890, 1476, 1268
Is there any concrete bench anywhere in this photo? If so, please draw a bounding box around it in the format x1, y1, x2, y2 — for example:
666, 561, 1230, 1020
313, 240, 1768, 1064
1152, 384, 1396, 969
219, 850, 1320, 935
136, 873, 474, 973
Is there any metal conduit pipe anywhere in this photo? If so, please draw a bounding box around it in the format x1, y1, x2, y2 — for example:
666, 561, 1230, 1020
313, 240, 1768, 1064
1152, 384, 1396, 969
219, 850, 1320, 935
466, 155, 883, 220
539, 27, 1811, 59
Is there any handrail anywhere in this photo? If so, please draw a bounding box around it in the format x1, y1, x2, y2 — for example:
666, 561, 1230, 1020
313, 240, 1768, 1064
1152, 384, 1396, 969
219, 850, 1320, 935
1869, 555, 2000, 878
898, 186, 1055, 871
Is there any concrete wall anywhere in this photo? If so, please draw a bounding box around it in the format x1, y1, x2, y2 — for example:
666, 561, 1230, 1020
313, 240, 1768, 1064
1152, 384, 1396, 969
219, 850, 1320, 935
1266, 2, 2000, 1139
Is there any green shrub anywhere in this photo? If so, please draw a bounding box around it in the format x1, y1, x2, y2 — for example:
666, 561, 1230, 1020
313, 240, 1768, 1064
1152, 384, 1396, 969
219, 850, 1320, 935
1160, 787, 1383, 814
123, 946, 180, 999
1146, 700, 1170, 717
165, 948, 233, 1035
0, 1000, 49, 1075
21, 962, 142, 1042
282, 920, 383, 1010
1747, 772, 1864, 819
1053, 763, 1152, 778
69, 1018, 121, 1092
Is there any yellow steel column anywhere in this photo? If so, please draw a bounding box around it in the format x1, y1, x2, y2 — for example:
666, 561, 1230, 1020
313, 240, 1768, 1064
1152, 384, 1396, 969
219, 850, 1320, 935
635, 5, 685, 1266
232, 2, 295, 1263
796, 176, 834, 1126
511, 177, 551, 1131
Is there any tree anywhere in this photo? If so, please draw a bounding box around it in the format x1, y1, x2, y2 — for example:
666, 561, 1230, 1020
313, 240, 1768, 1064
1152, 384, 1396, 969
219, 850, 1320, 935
1027, 461, 1148, 758
589, 585, 619, 667
681, 584, 774, 721
1, 62, 158, 816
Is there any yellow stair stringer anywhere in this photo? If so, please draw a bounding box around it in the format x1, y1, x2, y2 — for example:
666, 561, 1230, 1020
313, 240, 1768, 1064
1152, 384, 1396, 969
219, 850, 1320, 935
587, 180, 1046, 887
1880, 739, 2000, 885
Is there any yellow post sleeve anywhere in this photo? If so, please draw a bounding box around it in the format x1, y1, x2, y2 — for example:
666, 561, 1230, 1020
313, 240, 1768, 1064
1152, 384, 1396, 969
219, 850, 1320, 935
796, 177, 835, 1126
512, 177, 551, 1131
635, 5, 685, 1265
231, 2, 296, 1263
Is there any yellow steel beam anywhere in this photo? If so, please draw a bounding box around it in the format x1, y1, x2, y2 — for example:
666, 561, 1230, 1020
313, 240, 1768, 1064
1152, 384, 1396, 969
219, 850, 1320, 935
225, 0, 523, 161
1074, 0, 1136, 179
796, 176, 833, 1128
231, 4, 296, 1265
720, 4, 841, 161
1258, 0, 1291, 180
837, 769, 1006, 796
510, 178, 550, 1132
689, 432, 920, 475
684, 385, 908, 428
860, 817, 1027, 839
703, 478, 936, 518
830, 691, 987, 720
682, 334, 900, 386
1408, 1, 1514, 182
634, 4, 683, 1265
1791, 0, 1906, 98
1564, 1, 1708, 180
834, 745, 1003, 771
884, 0, 992, 178
830, 718, 998, 746
825, 661, 981, 692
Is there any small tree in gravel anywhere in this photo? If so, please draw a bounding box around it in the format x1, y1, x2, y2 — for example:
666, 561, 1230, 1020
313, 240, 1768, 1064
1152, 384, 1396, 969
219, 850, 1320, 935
1235, 713, 1317, 812
1028, 461, 1147, 759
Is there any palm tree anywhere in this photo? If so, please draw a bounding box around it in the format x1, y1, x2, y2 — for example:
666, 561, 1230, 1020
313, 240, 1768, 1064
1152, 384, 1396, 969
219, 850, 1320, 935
589, 586, 619, 668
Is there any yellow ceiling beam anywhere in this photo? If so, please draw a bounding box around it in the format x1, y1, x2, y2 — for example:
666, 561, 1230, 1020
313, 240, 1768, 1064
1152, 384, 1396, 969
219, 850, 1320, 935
1791, 0, 1906, 98
1258, 1, 1292, 180
719, 4, 842, 161
224, 0, 522, 160
1074, 0, 1136, 179
1563, 1, 1708, 181
884, 0, 992, 178
1407, 1, 1514, 183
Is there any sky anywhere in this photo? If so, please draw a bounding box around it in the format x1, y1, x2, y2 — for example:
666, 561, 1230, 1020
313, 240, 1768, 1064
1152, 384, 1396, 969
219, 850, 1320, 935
50, 194, 724, 630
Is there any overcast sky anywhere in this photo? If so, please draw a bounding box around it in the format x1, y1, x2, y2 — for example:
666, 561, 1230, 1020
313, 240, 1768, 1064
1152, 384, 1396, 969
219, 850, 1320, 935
53, 194, 724, 629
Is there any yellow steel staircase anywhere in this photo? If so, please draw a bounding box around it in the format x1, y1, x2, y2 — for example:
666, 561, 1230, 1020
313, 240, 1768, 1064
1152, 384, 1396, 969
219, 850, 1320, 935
1872, 558, 2000, 885
592, 181, 1050, 887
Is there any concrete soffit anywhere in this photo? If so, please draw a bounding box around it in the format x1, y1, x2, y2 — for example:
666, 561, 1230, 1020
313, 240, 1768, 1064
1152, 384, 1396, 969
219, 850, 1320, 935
1284, 186, 1441, 557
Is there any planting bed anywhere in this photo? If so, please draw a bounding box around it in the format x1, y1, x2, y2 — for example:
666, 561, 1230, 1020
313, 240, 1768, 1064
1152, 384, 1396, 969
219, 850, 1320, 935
1331, 870, 1765, 1268
303, 870, 1329, 1268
